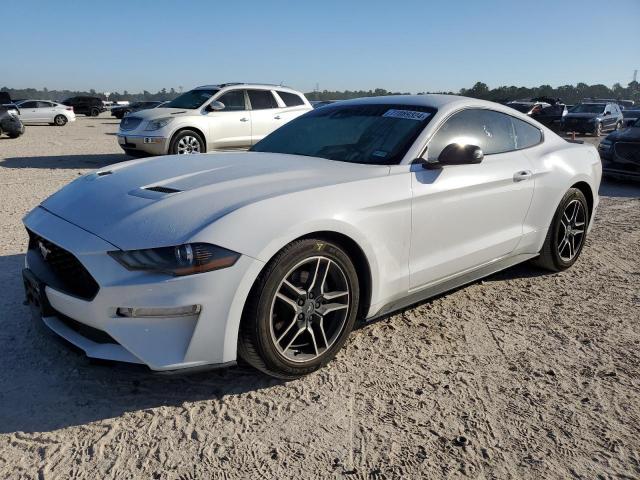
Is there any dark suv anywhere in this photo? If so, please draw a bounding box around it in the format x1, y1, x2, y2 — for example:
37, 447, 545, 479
62, 96, 106, 116
0, 92, 25, 138
561, 102, 624, 136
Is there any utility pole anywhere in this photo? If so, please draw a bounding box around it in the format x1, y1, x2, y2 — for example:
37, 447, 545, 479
633, 69, 638, 83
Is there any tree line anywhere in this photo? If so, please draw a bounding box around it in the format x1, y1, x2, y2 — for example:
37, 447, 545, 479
2, 81, 639, 105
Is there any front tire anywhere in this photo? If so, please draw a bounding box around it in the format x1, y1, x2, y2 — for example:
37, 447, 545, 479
594, 122, 602, 136
531, 188, 589, 272
169, 130, 205, 155
89, 107, 100, 117
238, 239, 360, 378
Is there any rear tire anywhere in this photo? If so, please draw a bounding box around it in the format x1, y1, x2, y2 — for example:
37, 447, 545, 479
89, 108, 100, 117
238, 239, 360, 379
531, 188, 589, 272
53, 115, 67, 126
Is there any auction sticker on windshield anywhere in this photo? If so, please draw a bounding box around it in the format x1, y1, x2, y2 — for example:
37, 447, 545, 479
383, 109, 431, 121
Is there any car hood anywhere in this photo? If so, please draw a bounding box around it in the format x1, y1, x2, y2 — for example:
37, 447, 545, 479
39, 152, 389, 251
564, 113, 600, 119
128, 107, 192, 120
605, 127, 640, 142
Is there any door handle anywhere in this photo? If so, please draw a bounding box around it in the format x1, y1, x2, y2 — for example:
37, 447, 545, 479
240, 117, 249, 122
513, 170, 533, 182
274, 115, 281, 120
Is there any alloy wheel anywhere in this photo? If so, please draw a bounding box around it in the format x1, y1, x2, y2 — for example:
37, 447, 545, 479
176, 136, 201, 154
557, 199, 586, 262
269, 256, 350, 363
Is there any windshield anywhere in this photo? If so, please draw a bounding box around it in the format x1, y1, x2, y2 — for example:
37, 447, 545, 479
569, 104, 605, 114
165, 89, 219, 109
251, 104, 436, 165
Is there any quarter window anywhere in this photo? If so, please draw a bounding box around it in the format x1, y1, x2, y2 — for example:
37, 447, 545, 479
247, 90, 278, 110
512, 117, 542, 149
276, 91, 305, 107
216, 90, 246, 111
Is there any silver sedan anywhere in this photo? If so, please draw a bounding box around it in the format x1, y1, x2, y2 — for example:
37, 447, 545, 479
16, 100, 76, 126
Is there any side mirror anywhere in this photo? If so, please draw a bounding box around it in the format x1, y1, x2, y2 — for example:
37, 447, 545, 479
423, 143, 483, 169
207, 101, 225, 112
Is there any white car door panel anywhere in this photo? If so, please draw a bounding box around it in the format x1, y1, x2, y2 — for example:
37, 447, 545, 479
208, 90, 252, 149
409, 108, 539, 290
409, 152, 534, 289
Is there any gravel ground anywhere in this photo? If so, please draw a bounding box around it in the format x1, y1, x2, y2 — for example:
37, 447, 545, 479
0, 117, 639, 479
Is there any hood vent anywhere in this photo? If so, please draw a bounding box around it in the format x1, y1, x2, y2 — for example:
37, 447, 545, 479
97, 171, 112, 177
144, 186, 182, 194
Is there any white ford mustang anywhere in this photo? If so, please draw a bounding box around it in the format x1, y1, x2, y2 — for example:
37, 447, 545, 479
23, 95, 601, 378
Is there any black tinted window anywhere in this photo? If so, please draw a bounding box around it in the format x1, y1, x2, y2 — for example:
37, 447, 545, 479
20, 101, 38, 108
37, 101, 52, 108
248, 90, 278, 110
277, 90, 305, 107
512, 117, 542, 149
217, 90, 246, 111
428, 109, 516, 160
251, 104, 436, 165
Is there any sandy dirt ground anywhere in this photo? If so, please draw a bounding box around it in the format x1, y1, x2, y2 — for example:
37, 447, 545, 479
0, 117, 638, 479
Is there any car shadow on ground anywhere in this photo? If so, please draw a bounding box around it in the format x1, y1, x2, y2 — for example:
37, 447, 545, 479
599, 179, 640, 198
0, 252, 279, 434
0, 153, 131, 170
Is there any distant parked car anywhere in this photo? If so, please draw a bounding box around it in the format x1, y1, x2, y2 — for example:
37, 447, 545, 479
582, 98, 634, 110
111, 101, 164, 119
621, 106, 640, 127
561, 102, 624, 136
62, 96, 106, 117
0, 104, 25, 138
506, 99, 567, 129
16, 100, 76, 126
117, 83, 312, 156
598, 118, 640, 181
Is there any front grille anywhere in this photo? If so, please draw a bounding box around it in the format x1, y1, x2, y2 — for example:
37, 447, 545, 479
614, 142, 640, 166
119, 116, 142, 131
27, 230, 100, 300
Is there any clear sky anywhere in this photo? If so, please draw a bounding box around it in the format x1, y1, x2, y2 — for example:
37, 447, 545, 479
3, 0, 639, 94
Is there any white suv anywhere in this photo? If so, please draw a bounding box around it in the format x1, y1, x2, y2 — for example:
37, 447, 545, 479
117, 83, 312, 156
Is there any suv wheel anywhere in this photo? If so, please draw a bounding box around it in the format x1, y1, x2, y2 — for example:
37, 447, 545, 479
594, 122, 602, 136
531, 188, 589, 272
238, 239, 360, 378
170, 130, 205, 155
89, 107, 100, 117
615, 121, 622, 130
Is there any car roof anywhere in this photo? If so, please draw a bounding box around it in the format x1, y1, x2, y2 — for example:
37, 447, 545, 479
194, 83, 303, 93
332, 94, 519, 111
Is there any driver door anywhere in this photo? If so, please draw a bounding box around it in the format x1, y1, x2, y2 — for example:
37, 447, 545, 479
206, 89, 252, 150
409, 109, 536, 289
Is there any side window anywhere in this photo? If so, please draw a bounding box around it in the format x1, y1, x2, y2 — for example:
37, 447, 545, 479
216, 90, 246, 111
37, 101, 52, 108
21, 101, 38, 108
276, 90, 305, 107
247, 90, 278, 110
512, 117, 542, 149
427, 109, 516, 160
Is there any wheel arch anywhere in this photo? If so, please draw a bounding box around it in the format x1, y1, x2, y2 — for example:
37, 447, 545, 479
570, 181, 594, 221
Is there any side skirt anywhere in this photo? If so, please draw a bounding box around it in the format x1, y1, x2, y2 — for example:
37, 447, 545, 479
368, 253, 538, 320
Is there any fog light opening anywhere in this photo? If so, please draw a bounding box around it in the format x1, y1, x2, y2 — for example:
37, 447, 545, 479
117, 305, 201, 318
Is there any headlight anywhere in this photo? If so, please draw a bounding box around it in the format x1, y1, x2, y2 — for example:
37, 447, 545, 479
7, 109, 19, 117
144, 117, 173, 131
109, 243, 240, 276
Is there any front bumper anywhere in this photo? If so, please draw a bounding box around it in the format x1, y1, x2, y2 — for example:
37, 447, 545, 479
599, 142, 640, 181
23, 207, 263, 371
117, 133, 168, 155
